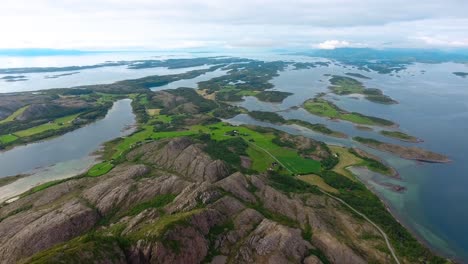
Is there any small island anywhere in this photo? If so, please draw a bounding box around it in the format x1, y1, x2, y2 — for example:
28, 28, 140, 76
246, 111, 348, 138
0, 75, 28, 82
345, 72, 371, 79
355, 125, 373, 131
247, 111, 286, 124
255, 90, 293, 102
453, 72, 468, 78
44, 72, 80, 79
380, 130, 422, 143
353, 136, 450, 163
328, 75, 398, 104
302, 97, 396, 127
292, 62, 330, 70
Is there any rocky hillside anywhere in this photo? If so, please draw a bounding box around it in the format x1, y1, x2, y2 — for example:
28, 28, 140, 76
0, 137, 404, 264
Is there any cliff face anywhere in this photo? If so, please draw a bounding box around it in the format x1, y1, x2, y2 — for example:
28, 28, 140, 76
0, 138, 394, 264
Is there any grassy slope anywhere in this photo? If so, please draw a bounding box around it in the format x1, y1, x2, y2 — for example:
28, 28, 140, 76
297, 174, 339, 193
329, 146, 361, 181
0, 105, 29, 124
96, 120, 320, 175
0, 134, 18, 144
194, 123, 321, 174
13, 114, 80, 137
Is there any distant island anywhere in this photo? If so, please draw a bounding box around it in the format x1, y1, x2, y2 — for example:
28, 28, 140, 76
328, 75, 398, 104
380, 130, 422, 143
0, 57, 252, 74
292, 61, 330, 70
345, 72, 371, 79
0, 75, 28, 82
44, 72, 80, 79
453, 72, 468, 78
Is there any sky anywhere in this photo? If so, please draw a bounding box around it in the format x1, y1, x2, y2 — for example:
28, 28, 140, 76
1, 0, 468, 50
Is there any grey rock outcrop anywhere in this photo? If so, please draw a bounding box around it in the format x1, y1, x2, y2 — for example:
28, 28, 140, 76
127, 138, 230, 182
0, 138, 396, 264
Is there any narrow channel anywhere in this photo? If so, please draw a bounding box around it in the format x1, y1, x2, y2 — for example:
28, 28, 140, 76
0, 99, 136, 202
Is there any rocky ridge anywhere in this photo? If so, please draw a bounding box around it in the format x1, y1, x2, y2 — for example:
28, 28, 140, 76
0, 137, 400, 263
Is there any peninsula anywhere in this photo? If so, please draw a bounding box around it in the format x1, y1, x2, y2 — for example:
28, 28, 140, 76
354, 137, 450, 163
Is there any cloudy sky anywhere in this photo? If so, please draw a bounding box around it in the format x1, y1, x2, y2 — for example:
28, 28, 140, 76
1, 0, 468, 50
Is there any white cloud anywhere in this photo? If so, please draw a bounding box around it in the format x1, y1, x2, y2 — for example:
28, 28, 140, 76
414, 36, 468, 47
316, 40, 350, 49
0, 0, 467, 50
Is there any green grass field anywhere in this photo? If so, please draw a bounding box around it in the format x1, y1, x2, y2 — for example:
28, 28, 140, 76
138, 95, 149, 105
246, 145, 274, 172
329, 145, 361, 181
329, 75, 364, 95
194, 123, 321, 174
110, 126, 154, 159
96, 94, 118, 104
303, 98, 393, 126
297, 174, 339, 193
14, 114, 80, 137
0, 105, 29, 124
97, 121, 320, 176
218, 86, 259, 96
87, 161, 114, 177
153, 114, 172, 123
0, 134, 18, 144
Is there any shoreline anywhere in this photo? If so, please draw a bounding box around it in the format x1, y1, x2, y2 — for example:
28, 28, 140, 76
351, 147, 400, 178
0, 174, 29, 188
0, 107, 115, 153
352, 169, 458, 262
0, 155, 98, 204
353, 137, 451, 163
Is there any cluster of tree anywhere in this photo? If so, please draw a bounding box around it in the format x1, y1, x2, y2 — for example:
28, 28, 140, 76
194, 134, 251, 174
247, 111, 286, 124
212, 105, 243, 119
255, 91, 292, 103
198, 61, 288, 93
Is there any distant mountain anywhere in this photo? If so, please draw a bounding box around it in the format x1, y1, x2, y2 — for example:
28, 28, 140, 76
0, 49, 94, 56
294, 48, 468, 63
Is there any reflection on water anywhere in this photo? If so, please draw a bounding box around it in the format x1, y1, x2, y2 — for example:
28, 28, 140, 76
0, 99, 136, 202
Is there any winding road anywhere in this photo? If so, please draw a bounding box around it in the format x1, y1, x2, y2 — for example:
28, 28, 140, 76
318, 189, 401, 264
248, 141, 401, 264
